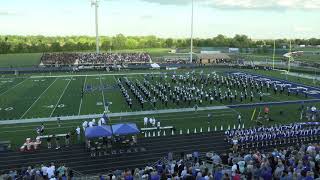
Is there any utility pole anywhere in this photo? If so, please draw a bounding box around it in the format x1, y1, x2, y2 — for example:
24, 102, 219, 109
288, 40, 292, 73
91, 0, 100, 54
190, 0, 194, 63
272, 40, 275, 69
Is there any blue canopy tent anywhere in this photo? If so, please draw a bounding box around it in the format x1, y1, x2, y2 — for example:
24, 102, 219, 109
85, 125, 112, 139
112, 123, 140, 136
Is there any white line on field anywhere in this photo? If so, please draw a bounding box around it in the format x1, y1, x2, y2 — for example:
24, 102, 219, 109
30, 72, 162, 78
49, 77, 72, 117
99, 76, 106, 112
0, 78, 28, 96
0, 109, 235, 129
78, 75, 87, 115
0, 109, 234, 130
19, 78, 58, 119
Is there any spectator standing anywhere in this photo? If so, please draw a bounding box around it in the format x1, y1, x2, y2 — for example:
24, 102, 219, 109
82, 120, 88, 132
76, 126, 81, 141
237, 114, 242, 125
47, 163, 55, 179
144, 117, 148, 127
65, 133, 70, 147
41, 164, 48, 179
57, 116, 61, 127
57, 164, 66, 177
89, 119, 95, 127
55, 136, 60, 150
47, 136, 52, 149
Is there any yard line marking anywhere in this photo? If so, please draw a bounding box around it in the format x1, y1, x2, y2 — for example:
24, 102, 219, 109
20, 78, 58, 119
49, 77, 72, 117
99, 76, 107, 112
0, 78, 28, 96
78, 75, 87, 115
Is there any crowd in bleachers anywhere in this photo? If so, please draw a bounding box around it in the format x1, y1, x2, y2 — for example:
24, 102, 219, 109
0, 162, 71, 180
40, 53, 151, 66
41, 53, 79, 65
226, 123, 320, 151
93, 143, 320, 180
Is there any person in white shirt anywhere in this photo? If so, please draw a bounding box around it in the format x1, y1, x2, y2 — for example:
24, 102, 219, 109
144, 117, 148, 127
101, 117, 106, 125
149, 118, 152, 126
88, 119, 95, 127
82, 121, 88, 132
237, 114, 242, 125
98, 118, 102, 126
152, 118, 156, 127
98, 117, 106, 126
157, 121, 161, 128
47, 163, 55, 179
76, 126, 81, 141
41, 164, 48, 178
311, 106, 317, 120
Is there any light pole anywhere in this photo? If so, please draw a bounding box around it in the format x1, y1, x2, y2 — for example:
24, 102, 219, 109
190, 0, 194, 63
272, 40, 275, 69
288, 40, 292, 73
91, 0, 100, 54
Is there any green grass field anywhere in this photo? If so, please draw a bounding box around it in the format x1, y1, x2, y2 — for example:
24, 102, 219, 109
0, 69, 312, 120
0, 53, 42, 67
0, 68, 319, 149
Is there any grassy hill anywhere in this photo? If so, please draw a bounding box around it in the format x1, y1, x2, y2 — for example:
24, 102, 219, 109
0, 53, 42, 68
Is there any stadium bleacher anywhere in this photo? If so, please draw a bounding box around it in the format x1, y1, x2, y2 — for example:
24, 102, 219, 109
40, 52, 152, 66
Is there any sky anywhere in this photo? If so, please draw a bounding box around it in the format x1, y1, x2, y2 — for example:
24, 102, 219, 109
0, 0, 319, 39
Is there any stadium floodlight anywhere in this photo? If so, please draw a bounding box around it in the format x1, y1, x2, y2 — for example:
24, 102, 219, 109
288, 40, 292, 73
91, 0, 100, 54
190, 0, 194, 63
272, 40, 275, 69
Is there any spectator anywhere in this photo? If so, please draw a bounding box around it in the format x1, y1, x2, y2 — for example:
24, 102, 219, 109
47, 163, 55, 179
65, 133, 70, 147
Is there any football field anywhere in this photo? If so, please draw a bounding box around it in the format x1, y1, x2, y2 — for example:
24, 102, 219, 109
0, 69, 318, 121
0, 69, 320, 147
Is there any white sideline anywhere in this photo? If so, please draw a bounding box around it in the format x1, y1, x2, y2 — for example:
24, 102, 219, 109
0, 105, 229, 125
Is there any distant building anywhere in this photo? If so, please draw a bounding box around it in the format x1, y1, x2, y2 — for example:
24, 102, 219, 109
200, 51, 221, 54
196, 53, 231, 64
229, 48, 239, 53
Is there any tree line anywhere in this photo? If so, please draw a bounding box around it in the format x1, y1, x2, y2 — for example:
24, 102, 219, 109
1, 34, 320, 54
